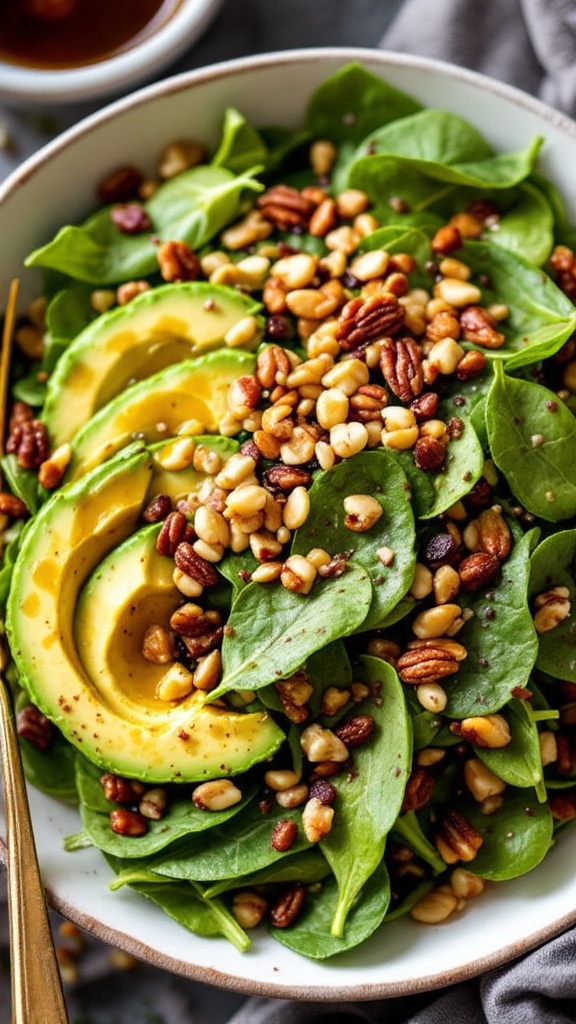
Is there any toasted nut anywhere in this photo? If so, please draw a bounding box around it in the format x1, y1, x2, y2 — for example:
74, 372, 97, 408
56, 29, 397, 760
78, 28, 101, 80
333, 714, 374, 747
397, 638, 467, 685
450, 868, 485, 899
458, 552, 500, 592
192, 649, 222, 691
474, 507, 512, 560
412, 604, 462, 639
265, 769, 301, 792
459, 714, 511, 748
232, 891, 268, 928
434, 278, 482, 307
320, 686, 350, 717
139, 787, 168, 821
539, 731, 558, 767
401, 766, 435, 813
269, 883, 306, 928
431, 224, 462, 254
460, 305, 506, 350
275, 783, 309, 808
464, 758, 507, 802
192, 779, 242, 811
110, 809, 148, 837
415, 682, 448, 713
300, 723, 349, 762
301, 797, 334, 842
533, 586, 571, 633
156, 663, 194, 702
433, 565, 460, 605
343, 493, 383, 532
410, 887, 458, 924
142, 624, 176, 664
434, 809, 483, 864
280, 554, 317, 595
410, 562, 434, 600
100, 773, 145, 804
366, 637, 401, 665
330, 421, 369, 458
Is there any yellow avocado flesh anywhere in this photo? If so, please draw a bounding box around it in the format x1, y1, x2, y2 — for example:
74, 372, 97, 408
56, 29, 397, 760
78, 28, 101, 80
43, 282, 262, 448
67, 350, 255, 482
6, 448, 284, 783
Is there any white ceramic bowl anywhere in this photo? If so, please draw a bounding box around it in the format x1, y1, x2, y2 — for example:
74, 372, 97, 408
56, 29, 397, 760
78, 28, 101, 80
2, 48, 576, 1001
0, 0, 222, 105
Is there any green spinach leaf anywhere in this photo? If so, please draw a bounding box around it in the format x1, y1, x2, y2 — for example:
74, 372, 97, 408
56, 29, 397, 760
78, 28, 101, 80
530, 529, 576, 681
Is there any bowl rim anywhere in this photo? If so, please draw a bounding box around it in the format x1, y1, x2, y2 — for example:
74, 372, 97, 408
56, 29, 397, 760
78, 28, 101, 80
2, 44, 576, 1001
0, 0, 223, 104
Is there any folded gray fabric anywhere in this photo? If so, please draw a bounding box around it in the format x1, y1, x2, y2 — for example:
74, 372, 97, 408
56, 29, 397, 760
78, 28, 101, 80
381, 0, 576, 117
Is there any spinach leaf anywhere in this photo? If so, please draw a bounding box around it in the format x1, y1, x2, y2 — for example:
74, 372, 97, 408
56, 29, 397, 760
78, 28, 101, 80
486, 364, 576, 521
464, 790, 553, 880
269, 861, 390, 960
320, 656, 411, 937
476, 700, 546, 801
530, 529, 576, 681
291, 450, 416, 629
392, 400, 484, 520
391, 811, 446, 874
204, 849, 331, 898
351, 109, 494, 167
490, 182, 554, 266
305, 63, 422, 145
0, 454, 41, 515
75, 758, 257, 858
445, 530, 539, 717
43, 284, 99, 370
461, 241, 576, 368
26, 165, 263, 284
213, 564, 373, 697
114, 873, 251, 951
153, 803, 312, 881
212, 107, 270, 173
14, 691, 78, 802
0, 524, 25, 611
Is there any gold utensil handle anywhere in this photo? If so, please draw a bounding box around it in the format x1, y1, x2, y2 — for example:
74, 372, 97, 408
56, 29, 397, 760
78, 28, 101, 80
0, 676, 69, 1023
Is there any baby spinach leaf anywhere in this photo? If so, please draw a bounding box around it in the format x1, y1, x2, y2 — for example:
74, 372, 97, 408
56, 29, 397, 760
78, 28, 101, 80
121, 875, 251, 951
153, 803, 312, 881
489, 182, 554, 266
26, 165, 263, 284
464, 790, 553, 880
204, 849, 331, 898
75, 758, 257, 858
0, 523, 25, 611
530, 529, 576, 681
17, 715, 77, 803
212, 107, 270, 173
392, 402, 484, 520
269, 861, 390, 960
476, 700, 546, 801
351, 109, 491, 165
461, 241, 576, 368
305, 63, 422, 145
320, 656, 411, 937
445, 530, 539, 717
213, 564, 373, 697
391, 811, 446, 874
486, 364, 576, 521
291, 450, 416, 630
0, 455, 41, 515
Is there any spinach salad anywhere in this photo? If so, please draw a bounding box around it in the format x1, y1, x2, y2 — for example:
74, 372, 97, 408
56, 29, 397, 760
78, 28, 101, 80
4, 62, 576, 961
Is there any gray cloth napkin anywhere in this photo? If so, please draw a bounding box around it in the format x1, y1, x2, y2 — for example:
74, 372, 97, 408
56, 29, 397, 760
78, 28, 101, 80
3, 2, 576, 1022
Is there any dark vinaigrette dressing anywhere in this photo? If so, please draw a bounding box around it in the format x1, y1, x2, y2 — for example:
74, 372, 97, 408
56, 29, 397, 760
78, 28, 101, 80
0, 0, 183, 70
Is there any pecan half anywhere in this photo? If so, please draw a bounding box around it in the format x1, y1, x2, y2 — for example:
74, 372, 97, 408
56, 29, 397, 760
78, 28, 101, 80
0, 492, 29, 518
157, 240, 200, 282
109, 809, 148, 837
434, 809, 483, 864
270, 819, 298, 852
16, 705, 54, 750
143, 493, 173, 523
6, 418, 50, 470
269, 884, 306, 928
100, 773, 146, 804
401, 767, 435, 813
458, 552, 500, 592
333, 714, 374, 747
459, 305, 505, 350
156, 510, 189, 555
336, 293, 405, 350
173, 542, 219, 586
397, 638, 467, 684
256, 344, 292, 389
257, 184, 317, 230
380, 336, 424, 402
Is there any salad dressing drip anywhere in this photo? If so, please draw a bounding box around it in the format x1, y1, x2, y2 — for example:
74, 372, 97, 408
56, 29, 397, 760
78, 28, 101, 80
0, 0, 183, 70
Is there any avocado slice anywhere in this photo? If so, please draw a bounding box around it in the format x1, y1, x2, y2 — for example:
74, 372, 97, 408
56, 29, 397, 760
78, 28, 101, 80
6, 446, 284, 783
43, 282, 263, 448
66, 349, 255, 481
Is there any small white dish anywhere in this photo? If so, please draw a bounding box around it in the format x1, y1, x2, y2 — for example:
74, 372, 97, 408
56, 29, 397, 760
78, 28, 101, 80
2, 47, 576, 1000
0, 0, 222, 106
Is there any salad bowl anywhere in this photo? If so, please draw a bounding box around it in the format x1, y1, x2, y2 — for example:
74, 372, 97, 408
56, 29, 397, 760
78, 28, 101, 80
2, 47, 576, 1000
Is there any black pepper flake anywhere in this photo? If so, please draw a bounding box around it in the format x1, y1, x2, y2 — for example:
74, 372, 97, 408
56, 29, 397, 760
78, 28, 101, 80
484, 607, 496, 620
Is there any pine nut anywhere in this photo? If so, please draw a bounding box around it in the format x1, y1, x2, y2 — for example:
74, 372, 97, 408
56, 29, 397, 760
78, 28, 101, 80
353, 212, 380, 237
302, 797, 334, 842
427, 337, 465, 374
286, 353, 334, 388
272, 253, 318, 290
539, 731, 558, 766
330, 421, 369, 458
300, 723, 349, 762
192, 538, 224, 563
232, 891, 268, 929
235, 254, 270, 288
416, 683, 448, 713
433, 565, 460, 604
310, 139, 338, 176
275, 784, 309, 808
382, 406, 417, 431
412, 603, 463, 639
192, 650, 222, 691
366, 638, 401, 665
434, 278, 482, 307
316, 387, 350, 429
450, 868, 485, 899
460, 714, 511, 749
249, 530, 283, 562
224, 315, 260, 348
280, 555, 317, 595
336, 188, 370, 219
410, 563, 434, 600
315, 440, 335, 471
321, 358, 369, 395
349, 249, 390, 281
283, 486, 310, 531
251, 561, 283, 583
192, 779, 242, 811
279, 425, 317, 465
343, 493, 383, 532
156, 663, 194, 702
381, 425, 419, 450
173, 567, 204, 598
438, 256, 472, 281
215, 452, 256, 489
194, 506, 230, 548
192, 446, 223, 475
410, 887, 458, 924
265, 769, 301, 791
325, 225, 361, 254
